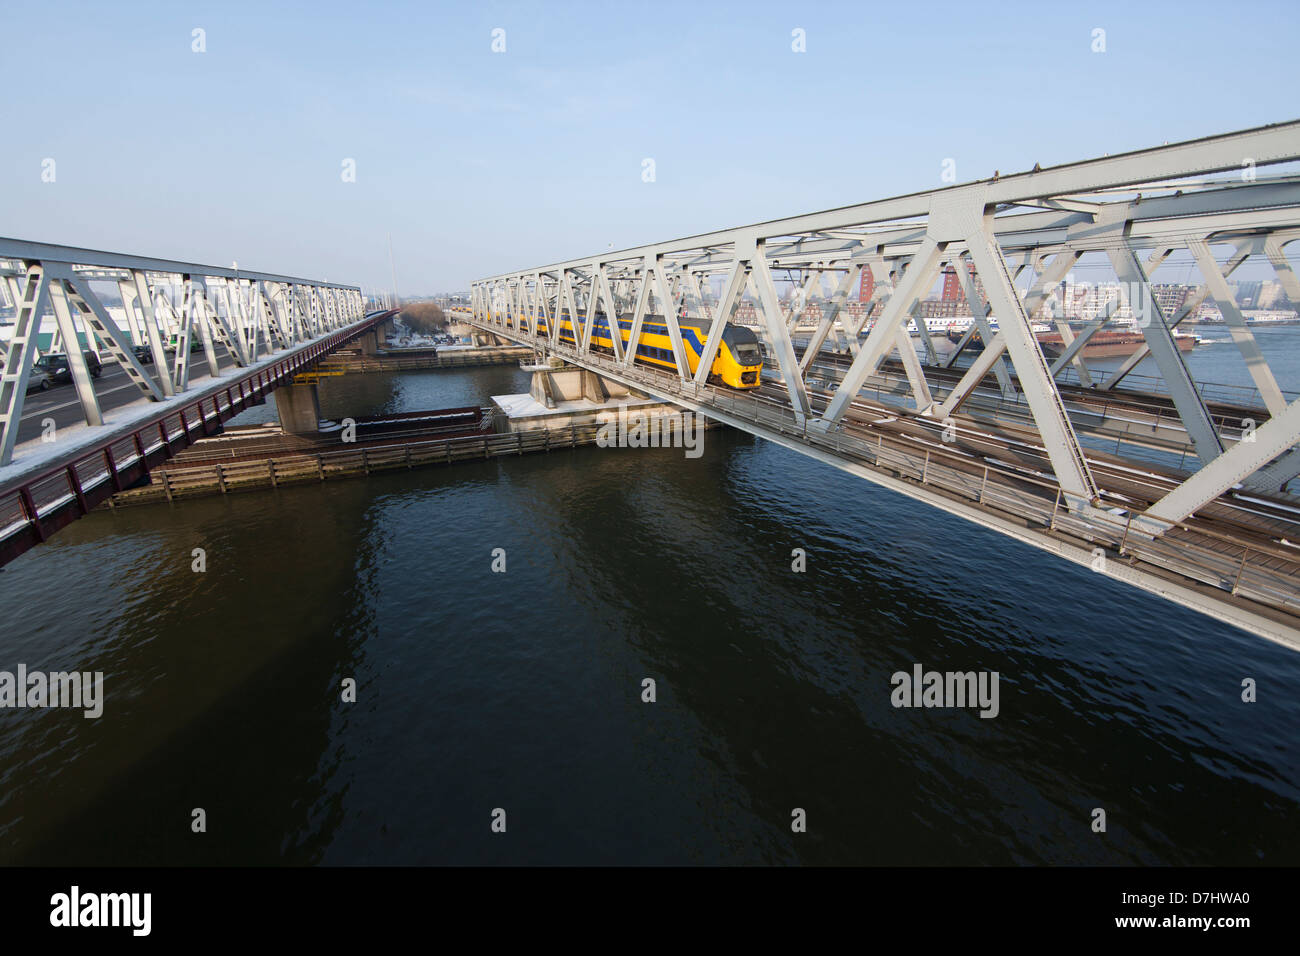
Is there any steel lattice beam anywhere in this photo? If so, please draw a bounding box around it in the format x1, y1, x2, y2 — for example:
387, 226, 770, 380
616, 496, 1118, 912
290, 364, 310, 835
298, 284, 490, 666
469, 120, 1300, 518
0, 239, 364, 467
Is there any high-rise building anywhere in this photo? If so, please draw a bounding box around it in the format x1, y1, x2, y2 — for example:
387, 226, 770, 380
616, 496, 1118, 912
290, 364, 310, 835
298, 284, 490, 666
940, 263, 984, 310
858, 269, 874, 303
940, 266, 960, 302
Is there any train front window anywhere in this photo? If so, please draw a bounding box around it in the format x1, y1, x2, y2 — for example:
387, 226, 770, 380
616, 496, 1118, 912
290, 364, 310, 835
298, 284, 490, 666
736, 346, 763, 365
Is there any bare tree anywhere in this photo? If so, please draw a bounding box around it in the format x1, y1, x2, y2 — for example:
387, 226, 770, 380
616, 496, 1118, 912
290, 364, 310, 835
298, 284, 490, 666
399, 302, 446, 333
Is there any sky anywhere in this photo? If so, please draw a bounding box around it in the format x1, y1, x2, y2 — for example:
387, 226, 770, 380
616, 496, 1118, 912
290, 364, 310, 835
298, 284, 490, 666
1, 0, 1297, 296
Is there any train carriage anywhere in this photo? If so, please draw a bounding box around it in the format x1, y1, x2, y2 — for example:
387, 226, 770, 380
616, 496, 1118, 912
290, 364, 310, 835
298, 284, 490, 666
524, 311, 765, 389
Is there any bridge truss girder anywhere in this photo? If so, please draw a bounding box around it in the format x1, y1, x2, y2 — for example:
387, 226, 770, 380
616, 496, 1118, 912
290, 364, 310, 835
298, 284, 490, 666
0, 238, 363, 467
470, 121, 1300, 533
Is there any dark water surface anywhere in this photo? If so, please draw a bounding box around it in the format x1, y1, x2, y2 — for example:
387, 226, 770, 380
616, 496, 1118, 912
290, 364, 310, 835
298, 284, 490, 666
1, 363, 1298, 865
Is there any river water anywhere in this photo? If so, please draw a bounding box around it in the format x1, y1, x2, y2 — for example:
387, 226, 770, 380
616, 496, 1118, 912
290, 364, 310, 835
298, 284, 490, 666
1, 345, 1298, 865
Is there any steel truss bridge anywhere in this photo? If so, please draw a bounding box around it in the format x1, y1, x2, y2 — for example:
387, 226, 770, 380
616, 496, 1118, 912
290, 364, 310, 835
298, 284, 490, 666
457, 120, 1300, 650
0, 238, 384, 566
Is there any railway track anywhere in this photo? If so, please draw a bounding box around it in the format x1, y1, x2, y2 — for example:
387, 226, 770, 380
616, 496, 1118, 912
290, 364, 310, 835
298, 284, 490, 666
758, 379, 1300, 563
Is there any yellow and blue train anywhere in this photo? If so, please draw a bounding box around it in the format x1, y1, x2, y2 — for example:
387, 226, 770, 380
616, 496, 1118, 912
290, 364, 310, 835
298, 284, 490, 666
518, 311, 765, 389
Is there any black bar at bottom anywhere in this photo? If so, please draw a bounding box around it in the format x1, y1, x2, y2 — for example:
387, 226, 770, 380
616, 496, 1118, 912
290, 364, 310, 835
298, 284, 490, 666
0, 865, 1284, 942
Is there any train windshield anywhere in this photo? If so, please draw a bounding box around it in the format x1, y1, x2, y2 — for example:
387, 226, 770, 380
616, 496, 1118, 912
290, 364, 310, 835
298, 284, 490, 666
726, 326, 764, 366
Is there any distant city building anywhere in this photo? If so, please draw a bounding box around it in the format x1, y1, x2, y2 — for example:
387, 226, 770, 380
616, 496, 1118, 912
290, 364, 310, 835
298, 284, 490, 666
1256, 281, 1287, 309
1152, 284, 1191, 317
733, 301, 759, 326
1235, 280, 1264, 308
917, 298, 971, 319
940, 263, 985, 311
729, 272, 1288, 332
1060, 281, 1134, 323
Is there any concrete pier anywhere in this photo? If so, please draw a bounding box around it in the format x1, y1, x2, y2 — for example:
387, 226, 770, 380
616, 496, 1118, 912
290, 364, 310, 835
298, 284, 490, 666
492, 366, 705, 437
276, 383, 322, 435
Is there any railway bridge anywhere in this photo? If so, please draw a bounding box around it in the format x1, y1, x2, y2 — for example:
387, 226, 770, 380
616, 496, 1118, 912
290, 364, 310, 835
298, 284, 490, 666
456, 121, 1300, 650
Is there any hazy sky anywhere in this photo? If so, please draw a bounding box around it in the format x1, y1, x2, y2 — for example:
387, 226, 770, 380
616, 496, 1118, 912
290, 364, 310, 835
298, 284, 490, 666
2, 0, 1297, 295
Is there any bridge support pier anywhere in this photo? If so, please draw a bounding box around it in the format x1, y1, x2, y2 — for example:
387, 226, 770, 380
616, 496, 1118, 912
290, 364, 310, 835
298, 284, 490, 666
528, 367, 622, 410
530, 370, 558, 409
581, 369, 608, 403
276, 383, 322, 435
358, 330, 379, 355
472, 330, 509, 347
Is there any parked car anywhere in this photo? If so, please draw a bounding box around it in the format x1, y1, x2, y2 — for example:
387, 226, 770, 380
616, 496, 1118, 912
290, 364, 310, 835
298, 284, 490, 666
132, 345, 154, 364
35, 351, 103, 384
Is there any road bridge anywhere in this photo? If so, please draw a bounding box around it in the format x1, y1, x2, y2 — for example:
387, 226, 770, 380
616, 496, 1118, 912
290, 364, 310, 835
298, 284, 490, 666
0, 238, 387, 566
